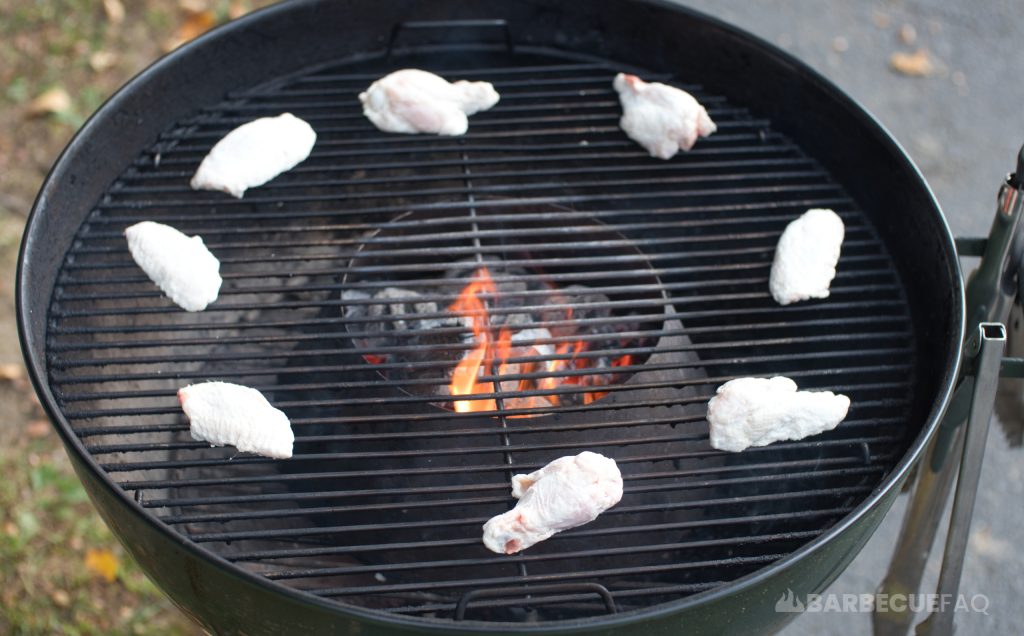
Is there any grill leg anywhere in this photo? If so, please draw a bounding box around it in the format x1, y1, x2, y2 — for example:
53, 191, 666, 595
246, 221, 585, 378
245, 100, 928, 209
915, 323, 1005, 636
872, 420, 963, 636
873, 324, 1006, 636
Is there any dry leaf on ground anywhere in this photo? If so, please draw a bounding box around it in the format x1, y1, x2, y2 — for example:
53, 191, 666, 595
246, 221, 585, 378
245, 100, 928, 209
179, 0, 209, 12
89, 50, 119, 73
26, 420, 51, 439
0, 363, 24, 381
228, 1, 251, 20
890, 49, 934, 77
26, 87, 72, 118
164, 9, 217, 52
102, 0, 125, 25
85, 548, 120, 583
51, 589, 71, 608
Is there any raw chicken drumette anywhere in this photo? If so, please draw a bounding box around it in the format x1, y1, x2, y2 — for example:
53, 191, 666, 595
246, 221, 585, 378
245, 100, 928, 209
359, 69, 500, 136
613, 73, 717, 159
482, 451, 623, 554
707, 376, 850, 452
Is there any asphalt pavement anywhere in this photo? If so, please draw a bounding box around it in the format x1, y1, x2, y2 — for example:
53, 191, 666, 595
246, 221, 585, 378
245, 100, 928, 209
676, 1, 1024, 633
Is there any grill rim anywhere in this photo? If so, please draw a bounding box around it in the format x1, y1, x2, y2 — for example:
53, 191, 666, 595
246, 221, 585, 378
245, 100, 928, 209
16, 0, 966, 632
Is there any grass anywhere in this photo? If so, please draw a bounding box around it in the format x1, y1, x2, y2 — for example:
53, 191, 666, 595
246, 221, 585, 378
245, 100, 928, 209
0, 426, 196, 635
0, 1, 269, 633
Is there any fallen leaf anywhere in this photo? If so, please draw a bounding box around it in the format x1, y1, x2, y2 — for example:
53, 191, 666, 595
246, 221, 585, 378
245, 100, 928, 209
51, 589, 71, 608
3, 521, 17, 537
872, 11, 891, 29
103, 0, 125, 25
164, 9, 217, 52
889, 49, 934, 77
228, 1, 250, 20
26, 87, 72, 118
0, 363, 23, 381
89, 50, 119, 73
85, 548, 120, 583
899, 24, 917, 45
26, 420, 51, 439
179, 0, 209, 12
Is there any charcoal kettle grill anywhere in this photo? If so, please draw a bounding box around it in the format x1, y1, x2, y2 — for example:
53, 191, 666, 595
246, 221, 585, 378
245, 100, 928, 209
17, 0, 1019, 634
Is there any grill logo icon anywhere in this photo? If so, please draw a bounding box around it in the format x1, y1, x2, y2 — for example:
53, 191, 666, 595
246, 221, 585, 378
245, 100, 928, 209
775, 588, 805, 613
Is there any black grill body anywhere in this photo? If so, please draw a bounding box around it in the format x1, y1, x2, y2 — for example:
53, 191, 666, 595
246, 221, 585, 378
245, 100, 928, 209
18, 1, 964, 634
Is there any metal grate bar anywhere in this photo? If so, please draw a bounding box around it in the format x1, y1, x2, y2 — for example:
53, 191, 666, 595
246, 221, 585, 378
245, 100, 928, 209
121, 155, 811, 183
139, 139, 792, 170
156, 466, 884, 523
95, 169, 819, 211
187, 488, 868, 544
53, 328, 909, 376
72, 201, 843, 246
54, 346, 913, 391
90, 413, 897, 454
111, 157, 814, 194
98, 434, 902, 474
304, 554, 789, 598
70, 374, 909, 427
262, 527, 854, 581
119, 452, 894, 494
50, 297, 904, 336
51, 310, 902, 358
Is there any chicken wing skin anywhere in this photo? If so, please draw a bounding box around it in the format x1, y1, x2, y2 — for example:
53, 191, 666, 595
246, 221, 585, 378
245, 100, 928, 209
178, 382, 294, 459
482, 451, 623, 554
707, 376, 850, 452
769, 208, 845, 305
125, 221, 221, 312
359, 69, 499, 136
613, 73, 716, 159
190, 113, 316, 198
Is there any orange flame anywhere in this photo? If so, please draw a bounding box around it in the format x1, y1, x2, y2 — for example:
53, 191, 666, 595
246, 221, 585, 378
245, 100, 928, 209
449, 268, 511, 413
355, 266, 640, 414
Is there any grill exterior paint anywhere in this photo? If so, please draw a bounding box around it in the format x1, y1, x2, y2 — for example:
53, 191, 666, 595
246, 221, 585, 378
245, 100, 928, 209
18, 1, 964, 634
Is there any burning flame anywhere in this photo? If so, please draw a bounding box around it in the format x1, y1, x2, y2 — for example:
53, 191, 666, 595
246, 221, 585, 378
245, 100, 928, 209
448, 268, 510, 413
351, 266, 638, 414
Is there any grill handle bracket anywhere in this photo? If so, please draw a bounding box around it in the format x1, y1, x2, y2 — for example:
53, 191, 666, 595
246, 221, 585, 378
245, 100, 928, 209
454, 582, 617, 620
387, 20, 514, 58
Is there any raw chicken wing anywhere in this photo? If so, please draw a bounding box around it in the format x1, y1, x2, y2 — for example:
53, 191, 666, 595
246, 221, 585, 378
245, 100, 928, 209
482, 451, 623, 554
707, 376, 850, 452
613, 73, 717, 159
769, 208, 845, 305
190, 113, 316, 198
125, 221, 221, 312
178, 382, 294, 459
359, 69, 499, 136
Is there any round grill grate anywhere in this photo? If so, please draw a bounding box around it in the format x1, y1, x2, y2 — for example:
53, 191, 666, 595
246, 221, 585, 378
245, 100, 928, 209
45, 47, 916, 623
